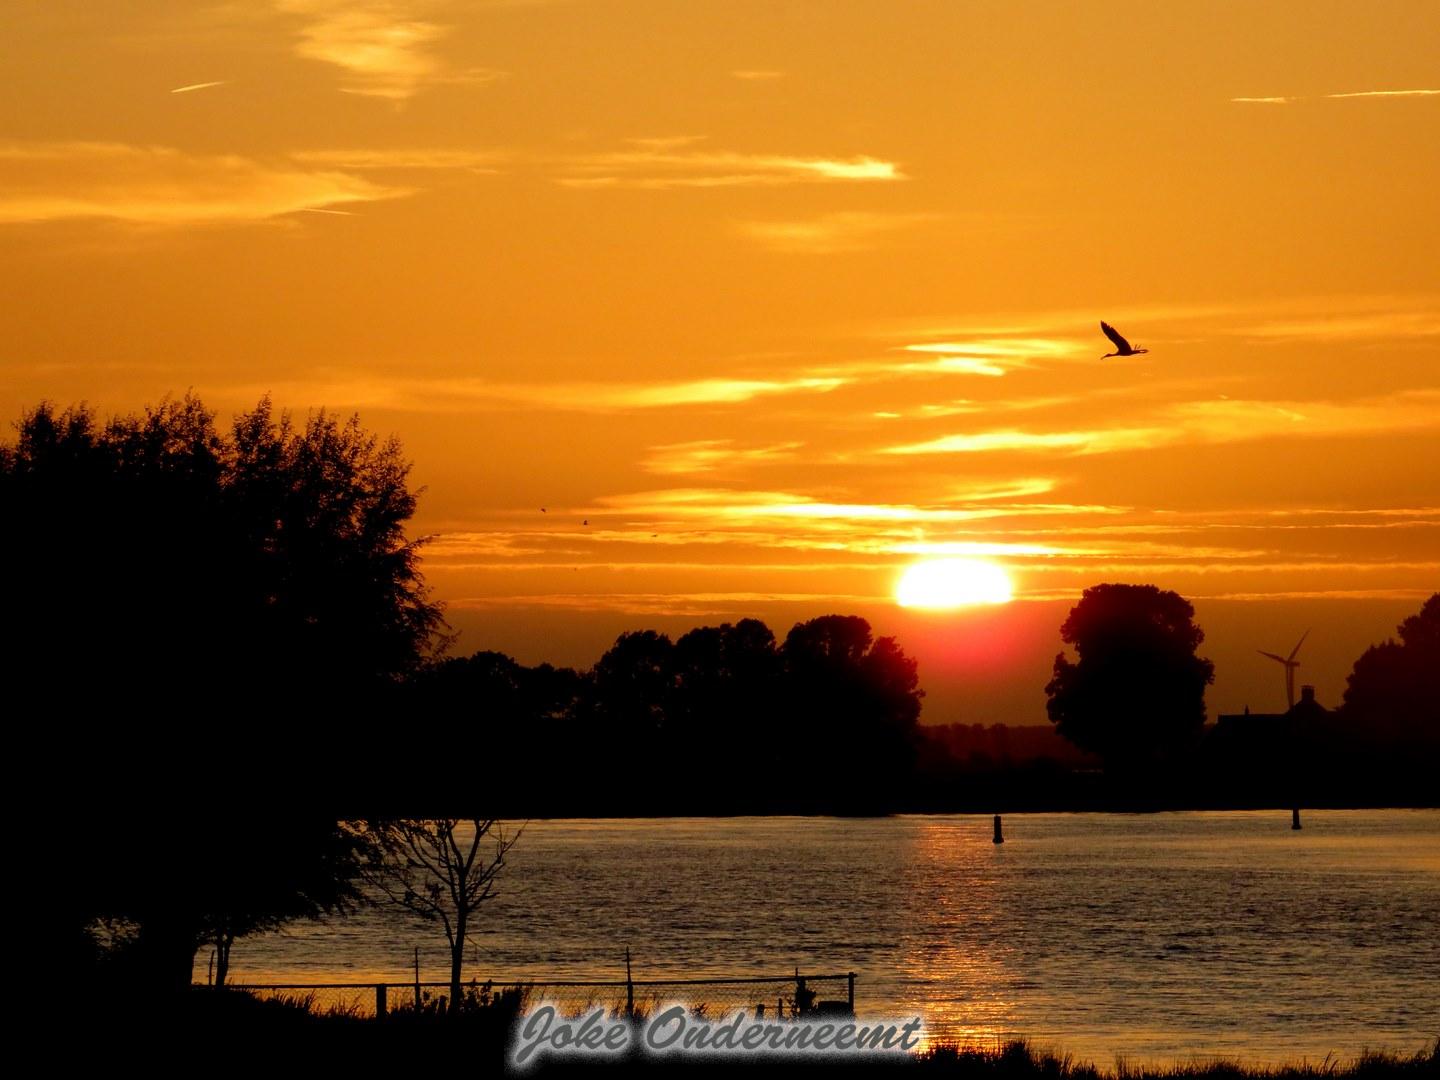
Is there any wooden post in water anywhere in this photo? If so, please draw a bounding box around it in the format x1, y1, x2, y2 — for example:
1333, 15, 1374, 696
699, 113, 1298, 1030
1292, 807, 1302, 830
414, 947, 421, 1010
993, 814, 1004, 844
847, 972, 856, 1012
625, 947, 634, 1019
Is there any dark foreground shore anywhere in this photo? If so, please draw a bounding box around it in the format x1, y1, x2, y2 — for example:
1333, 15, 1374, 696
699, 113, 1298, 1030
84, 990, 1439, 1079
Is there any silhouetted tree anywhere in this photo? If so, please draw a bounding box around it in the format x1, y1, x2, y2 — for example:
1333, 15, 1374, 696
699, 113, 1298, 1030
4, 395, 446, 990
363, 819, 521, 1013
1045, 584, 1214, 770
405, 651, 585, 806
2, 396, 445, 722
83, 817, 370, 993
1341, 593, 1440, 744
589, 630, 678, 747
670, 619, 784, 775
781, 615, 924, 805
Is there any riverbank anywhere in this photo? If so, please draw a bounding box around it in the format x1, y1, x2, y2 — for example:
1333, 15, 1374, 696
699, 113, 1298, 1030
90, 990, 1438, 1077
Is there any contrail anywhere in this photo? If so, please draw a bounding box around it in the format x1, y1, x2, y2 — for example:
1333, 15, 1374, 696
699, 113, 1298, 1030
297, 207, 355, 216
1232, 88, 1439, 104
1325, 88, 1440, 99
171, 81, 226, 94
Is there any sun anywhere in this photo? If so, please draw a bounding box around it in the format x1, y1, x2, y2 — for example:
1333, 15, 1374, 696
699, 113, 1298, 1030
895, 558, 1014, 609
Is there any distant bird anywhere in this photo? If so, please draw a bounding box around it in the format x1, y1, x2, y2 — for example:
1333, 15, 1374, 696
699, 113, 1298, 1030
1259, 629, 1310, 710
582, 519, 589, 526
540, 507, 547, 513
1100, 321, 1149, 358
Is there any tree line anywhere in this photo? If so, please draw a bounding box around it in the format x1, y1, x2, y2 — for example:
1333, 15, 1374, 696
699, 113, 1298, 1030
6, 395, 1435, 1004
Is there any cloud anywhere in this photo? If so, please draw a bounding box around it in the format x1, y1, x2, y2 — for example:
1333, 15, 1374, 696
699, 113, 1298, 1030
739, 211, 937, 253
448, 592, 882, 616
588, 488, 1123, 529
228, 371, 848, 412
274, 0, 502, 99
882, 390, 1440, 457
642, 439, 804, 475
1325, 88, 1440, 99
731, 70, 784, 81
871, 295, 1440, 345
1232, 89, 1439, 104
171, 81, 227, 94
1235, 310, 1440, 343
291, 147, 505, 171
884, 429, 1147, 455
556, 147, 903, 189
0, 141, 403, 225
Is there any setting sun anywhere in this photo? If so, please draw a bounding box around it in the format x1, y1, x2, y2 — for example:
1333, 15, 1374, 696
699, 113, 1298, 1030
895, 559, 1014, 609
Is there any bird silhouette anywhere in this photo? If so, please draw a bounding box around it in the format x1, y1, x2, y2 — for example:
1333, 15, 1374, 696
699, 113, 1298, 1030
1100, 321, 1149, 358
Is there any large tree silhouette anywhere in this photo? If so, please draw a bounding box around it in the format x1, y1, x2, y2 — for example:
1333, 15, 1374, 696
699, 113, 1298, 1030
1045, 584, 1214, 769
1341, 593, 1440, 744
2, 396, 445, 722
781, 614, 924, 805
4, 396, 445, 990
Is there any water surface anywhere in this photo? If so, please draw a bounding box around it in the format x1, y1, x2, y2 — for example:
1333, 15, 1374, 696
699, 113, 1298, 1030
230, 810, 1440, 1065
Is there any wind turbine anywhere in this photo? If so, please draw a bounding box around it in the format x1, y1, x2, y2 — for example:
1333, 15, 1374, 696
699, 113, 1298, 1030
1258, 630, 1310, 710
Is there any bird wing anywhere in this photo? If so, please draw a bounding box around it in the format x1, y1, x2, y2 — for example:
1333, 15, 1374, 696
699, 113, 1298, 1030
1100, 321, 1131, 351
1288, 628, 1311, 662
1257, 650, 1288, 664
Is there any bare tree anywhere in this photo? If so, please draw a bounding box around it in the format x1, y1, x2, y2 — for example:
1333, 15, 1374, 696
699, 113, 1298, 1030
364, 819, 522, 1013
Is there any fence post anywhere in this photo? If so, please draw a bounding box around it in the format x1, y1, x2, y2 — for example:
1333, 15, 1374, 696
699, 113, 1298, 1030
847, 972, 855, 1012
375, 984, 387, 1020
625, 947, 634, 1019
414, 947, 421, 1010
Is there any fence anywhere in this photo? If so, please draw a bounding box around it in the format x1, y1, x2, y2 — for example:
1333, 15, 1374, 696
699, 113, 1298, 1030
217, 971, 856, 1021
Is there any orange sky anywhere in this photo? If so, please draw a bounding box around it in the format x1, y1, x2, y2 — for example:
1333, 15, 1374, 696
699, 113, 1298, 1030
3, 1, 1437, 724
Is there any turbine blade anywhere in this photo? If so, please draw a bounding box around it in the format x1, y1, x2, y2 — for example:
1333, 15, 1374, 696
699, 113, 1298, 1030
1288, 628, 1310, 662
1258, 651, 1287, 664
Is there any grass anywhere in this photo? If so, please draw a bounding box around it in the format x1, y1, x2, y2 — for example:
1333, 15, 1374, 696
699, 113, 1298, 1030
77, 990, 1437, 1078
914, 1038, 1439, 1079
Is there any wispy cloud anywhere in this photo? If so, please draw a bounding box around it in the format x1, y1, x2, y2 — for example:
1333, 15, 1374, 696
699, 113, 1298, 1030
1325, 88, 1440, 99
731, 70, 784, 81
448, 592, 884, 617
230, 371, 848, 412
882, 390, 1440, 457
588, 488, 1121, 529
291, 147, 505, 171
1232, 89, 1439, 104
884, 429, 1148, 456
642, 439, 804, 475
170, 80, 227, 94
555, 145, 903, 189
1236, 310, 1440, 343
739, 211, 936, 253
0, 141, 402, 225
274, 1, 501, 100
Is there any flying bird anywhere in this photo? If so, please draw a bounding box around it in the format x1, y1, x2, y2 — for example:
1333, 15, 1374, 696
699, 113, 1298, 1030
1100, 321, 1149, 358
